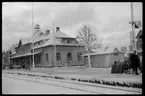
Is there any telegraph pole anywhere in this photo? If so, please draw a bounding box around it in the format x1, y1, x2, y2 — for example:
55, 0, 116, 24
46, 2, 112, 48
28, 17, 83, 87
52, 23, 56, 68
32, 2, 35, 68
130, 2, 136, 51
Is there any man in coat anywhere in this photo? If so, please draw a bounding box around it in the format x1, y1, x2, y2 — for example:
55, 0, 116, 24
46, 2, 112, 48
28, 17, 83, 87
130, 50, 140, 75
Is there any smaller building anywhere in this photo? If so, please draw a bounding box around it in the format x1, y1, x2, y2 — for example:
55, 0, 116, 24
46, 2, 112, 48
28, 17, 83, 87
83, 47, 124, 68
136, 29, 142, 69
136, 29, 142, 62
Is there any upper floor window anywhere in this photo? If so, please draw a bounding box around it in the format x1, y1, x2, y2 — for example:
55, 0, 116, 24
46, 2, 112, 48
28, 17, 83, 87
67, 39, 71, 43
38, 41, 41, 45
19, 46, 25, 53
39, 32, 44, 36
56, 52, 61, 62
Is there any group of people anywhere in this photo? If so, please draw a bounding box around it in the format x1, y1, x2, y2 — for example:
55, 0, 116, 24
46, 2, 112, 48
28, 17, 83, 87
125, 50, 141, 75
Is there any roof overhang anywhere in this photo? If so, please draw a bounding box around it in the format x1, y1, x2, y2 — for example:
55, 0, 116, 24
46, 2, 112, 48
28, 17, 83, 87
9, 51, 42, 59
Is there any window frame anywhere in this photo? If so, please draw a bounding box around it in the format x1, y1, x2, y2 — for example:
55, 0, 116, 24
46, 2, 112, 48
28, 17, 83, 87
46, 53, 49, 62
77, 53, 82, 62
56, 52, 61, 62
67, 52, 72, 62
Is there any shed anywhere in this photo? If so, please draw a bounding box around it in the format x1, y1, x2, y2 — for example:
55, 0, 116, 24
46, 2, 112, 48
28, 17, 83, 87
83, 47, 124, 68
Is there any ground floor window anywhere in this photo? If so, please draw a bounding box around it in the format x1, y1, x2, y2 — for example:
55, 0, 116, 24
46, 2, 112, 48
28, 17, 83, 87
56, 52, 61, 62
77, 53, 82, 61
46, 53, 49, 62
37, 54, 41, 64
67, 52, 72, 62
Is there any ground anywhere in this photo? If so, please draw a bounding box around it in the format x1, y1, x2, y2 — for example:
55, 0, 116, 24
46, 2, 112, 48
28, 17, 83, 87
2, 67, 142, 94
2, 76, 94, 94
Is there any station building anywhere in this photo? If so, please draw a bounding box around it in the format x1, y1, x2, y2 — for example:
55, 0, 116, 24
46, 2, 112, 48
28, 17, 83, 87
9, 24, 85, 68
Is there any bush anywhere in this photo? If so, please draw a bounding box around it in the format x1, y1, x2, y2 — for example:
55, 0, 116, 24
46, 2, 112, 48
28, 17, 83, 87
94, 79, 101, 84
55, 76, 64, 80
71, 78, 76, 80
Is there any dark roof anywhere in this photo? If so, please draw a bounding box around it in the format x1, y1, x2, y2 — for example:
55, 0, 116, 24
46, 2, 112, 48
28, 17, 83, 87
136, 29, 142, 39
15, 27, 79, 50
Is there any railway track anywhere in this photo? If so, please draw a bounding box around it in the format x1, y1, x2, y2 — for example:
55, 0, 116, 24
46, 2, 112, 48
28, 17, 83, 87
2, 72, 142, 94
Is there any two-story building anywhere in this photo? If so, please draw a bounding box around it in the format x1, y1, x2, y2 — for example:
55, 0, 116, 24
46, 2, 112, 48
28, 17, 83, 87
9, 24, 85, 68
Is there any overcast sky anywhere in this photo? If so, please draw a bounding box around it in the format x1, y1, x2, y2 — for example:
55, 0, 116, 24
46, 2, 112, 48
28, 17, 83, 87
2, 2, 142, 51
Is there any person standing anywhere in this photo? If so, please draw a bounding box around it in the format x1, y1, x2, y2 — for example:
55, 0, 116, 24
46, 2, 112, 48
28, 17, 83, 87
130, 50, 140, 75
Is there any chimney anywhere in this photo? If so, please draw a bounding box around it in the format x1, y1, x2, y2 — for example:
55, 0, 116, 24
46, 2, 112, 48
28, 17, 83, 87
56, 27, 60, 32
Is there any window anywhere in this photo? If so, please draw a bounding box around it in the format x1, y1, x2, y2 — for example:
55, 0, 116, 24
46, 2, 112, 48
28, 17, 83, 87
38, 41, 41, 45
140, 43, 142, 50
137, 43, 139, 50
46, 53, 48, 62
37, 54, 41, 64
19, 46, 25, 53
67, 39, 71, 43
56, 52, 61, 62
77, 53, 82, 61
113, 52, 119, 55
64, 40, 67, 43
67, 52, 72, 62
39, 32, 44, 36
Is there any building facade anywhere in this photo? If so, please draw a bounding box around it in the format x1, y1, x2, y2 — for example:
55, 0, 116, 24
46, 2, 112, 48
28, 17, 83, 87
9, 25, 85, 68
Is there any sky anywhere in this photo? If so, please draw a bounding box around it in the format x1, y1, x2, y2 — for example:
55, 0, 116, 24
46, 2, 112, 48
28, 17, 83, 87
2, 2, 142, 51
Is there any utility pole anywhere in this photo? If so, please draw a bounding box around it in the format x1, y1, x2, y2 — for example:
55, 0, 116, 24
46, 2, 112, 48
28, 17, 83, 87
52, 23, 56, 68
130, 2, 136, 51
32, 2, 35, 68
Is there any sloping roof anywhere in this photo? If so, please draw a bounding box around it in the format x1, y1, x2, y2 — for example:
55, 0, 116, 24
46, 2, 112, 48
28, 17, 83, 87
104, 46, 120, 53
32, 29, 77, 48
83, 46, 122, 56
55, 30, 74, 38
135, 27, 142, 38
21, 37, 32, 45
136, 29, 142, 38
10, 51, 42, 59
83, 51, 122, 56
30, 29, 74, 43
16, 27, 78, 50
8, 43, 19, 54
8, 43, 18, 51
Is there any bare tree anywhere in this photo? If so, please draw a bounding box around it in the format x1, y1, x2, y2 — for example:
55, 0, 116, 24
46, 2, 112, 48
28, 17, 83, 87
76, 25, 101, 53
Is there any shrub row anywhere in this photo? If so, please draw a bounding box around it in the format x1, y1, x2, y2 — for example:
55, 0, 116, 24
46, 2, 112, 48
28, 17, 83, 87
5, 71, 142, 88
68, 77, 142, 88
